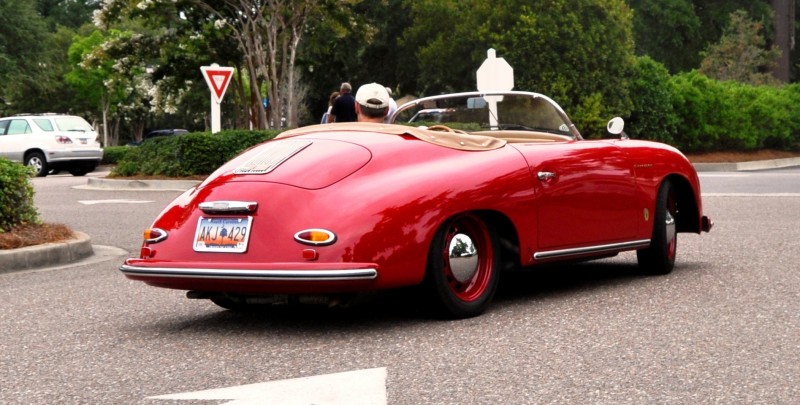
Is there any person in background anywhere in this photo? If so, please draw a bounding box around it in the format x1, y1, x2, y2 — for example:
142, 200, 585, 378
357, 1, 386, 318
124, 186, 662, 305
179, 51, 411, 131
384, 86, 398, 123
320, 91, 339, 124
327, 82, 357, 123
355, 83, 391, 123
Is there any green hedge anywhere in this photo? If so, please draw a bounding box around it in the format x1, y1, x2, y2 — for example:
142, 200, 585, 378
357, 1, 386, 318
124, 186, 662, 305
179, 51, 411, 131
102, 146, 131, 165
112, 130, 280, 177
624, 62, 800, 153
668, 72, 800, 152
0, 158, 40, 232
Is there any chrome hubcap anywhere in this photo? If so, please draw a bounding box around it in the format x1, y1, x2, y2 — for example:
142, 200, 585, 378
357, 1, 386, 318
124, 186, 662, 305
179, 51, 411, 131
447, 233, 479, 283
665, 211, 676, 242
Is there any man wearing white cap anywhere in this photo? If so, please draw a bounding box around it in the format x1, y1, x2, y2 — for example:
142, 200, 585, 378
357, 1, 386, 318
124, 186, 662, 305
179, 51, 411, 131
354, 83, 391, 123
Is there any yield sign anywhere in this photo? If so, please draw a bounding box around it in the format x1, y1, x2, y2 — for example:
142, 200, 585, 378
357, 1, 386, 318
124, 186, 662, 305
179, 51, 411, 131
201, 65, 234, 103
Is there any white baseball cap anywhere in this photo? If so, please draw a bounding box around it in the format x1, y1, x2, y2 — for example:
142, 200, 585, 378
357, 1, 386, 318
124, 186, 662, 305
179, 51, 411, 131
355, 83, 390, 109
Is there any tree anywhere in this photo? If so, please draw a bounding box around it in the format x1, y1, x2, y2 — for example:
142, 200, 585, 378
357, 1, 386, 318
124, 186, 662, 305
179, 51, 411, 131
700, 10, 781, 85
629, 0, 701, 73
628, 0, 774, 74
96, 0, 330, 130
400, 0, 636, 137
37, 0, 101, 30
0, 0, 51, 114
66, 30, 120, 146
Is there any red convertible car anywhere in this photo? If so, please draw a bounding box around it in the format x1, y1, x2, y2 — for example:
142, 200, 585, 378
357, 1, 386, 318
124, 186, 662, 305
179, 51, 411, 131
120, 91, 712, 318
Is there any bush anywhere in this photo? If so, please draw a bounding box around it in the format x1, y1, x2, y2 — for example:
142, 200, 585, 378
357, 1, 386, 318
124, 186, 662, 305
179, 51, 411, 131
626, 56, 679, 144
112, 130, 280, 177
670, 71, 800, 152
0, 159, 40, 232
102, 146, 131, 165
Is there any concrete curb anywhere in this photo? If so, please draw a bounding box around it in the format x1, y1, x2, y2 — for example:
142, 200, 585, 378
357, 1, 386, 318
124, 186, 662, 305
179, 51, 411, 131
83, 177, 201, 191
0, 232, 93, 273
693, 157, 800, 172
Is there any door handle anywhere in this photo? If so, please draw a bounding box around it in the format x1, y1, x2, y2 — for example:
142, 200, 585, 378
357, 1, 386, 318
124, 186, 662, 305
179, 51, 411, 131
537, 171, 556, 181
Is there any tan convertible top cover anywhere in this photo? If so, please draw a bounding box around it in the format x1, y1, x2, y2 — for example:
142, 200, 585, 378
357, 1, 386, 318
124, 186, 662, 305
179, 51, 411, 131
275, 122, 506, 151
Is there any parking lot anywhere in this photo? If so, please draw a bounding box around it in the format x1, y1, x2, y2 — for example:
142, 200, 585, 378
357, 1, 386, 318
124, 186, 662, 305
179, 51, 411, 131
1, 167, 798, 404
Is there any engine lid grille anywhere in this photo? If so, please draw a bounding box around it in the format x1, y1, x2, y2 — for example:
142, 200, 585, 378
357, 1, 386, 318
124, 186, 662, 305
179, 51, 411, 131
234, 140, 312, 175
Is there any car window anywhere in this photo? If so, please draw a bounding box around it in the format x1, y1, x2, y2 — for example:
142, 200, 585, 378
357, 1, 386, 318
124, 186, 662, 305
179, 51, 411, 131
7, 119, 32, 135
55, 116, 93, 132
0, 120, 8, 135
33, 118, 55, 132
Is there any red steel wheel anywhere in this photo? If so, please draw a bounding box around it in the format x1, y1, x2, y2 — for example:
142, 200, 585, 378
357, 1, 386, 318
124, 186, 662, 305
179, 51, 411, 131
426, 213, 500, 318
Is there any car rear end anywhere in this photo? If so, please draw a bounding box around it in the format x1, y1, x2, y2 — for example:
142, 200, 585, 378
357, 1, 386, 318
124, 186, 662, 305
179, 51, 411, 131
45, 116, 103, 174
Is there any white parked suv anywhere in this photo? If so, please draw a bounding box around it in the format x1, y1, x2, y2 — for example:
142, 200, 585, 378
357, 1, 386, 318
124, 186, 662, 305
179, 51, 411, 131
0, 114, 103, 177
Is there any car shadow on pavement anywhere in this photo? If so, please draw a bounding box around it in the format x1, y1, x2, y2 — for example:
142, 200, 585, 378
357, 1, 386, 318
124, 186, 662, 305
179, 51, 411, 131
128, 256, 710, 336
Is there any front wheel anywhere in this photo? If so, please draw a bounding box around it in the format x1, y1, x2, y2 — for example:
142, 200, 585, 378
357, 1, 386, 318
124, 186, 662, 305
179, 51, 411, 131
425, 214, 500, 318
637, 179, 677, 274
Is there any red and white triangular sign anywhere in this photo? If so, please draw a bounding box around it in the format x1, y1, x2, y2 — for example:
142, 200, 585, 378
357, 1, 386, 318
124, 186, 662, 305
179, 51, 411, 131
201, 65, 234, 103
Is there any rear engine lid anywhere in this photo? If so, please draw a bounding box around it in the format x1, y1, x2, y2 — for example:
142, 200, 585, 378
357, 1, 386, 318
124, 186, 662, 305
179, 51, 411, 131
222, 138, 372, 189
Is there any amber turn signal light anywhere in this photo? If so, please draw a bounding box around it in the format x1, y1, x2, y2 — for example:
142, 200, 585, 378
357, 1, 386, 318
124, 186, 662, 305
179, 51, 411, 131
293, 229, 336, 246
143, 228, 168, 243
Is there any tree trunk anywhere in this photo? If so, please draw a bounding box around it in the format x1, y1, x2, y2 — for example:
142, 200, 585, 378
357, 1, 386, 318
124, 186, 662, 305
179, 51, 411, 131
771, 0, 794, 82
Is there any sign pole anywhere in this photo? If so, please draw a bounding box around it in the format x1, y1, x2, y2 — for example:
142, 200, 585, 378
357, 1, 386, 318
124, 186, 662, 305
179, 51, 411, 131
476, 49, 514, 129
210, 93, 221, 133
200, 64, 234, 134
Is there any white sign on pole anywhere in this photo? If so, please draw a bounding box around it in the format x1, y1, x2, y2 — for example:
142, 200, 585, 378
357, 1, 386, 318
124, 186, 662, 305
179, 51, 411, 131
200, 64, 234, 133
476, 49, 514, 128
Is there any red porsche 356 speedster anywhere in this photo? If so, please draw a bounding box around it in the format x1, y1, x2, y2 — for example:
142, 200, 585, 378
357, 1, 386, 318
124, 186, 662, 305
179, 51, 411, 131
120, 91, 712, 318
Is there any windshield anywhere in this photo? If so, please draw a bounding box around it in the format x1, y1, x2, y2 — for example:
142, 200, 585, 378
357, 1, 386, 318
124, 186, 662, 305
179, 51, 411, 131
55, 116, 94, 132
392, 92, 580, 139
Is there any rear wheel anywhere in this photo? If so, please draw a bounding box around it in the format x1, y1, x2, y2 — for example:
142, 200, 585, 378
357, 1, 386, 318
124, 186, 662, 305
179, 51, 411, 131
637, 179, 677, 274
425, 213, 500, 318
25, 152, 48, 177
69, 167, 90, 176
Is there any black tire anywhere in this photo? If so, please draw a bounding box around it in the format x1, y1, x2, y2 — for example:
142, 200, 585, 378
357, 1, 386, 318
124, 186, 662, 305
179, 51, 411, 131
425, 213, 501, 318
637, 179, 677, 274
25, 152, 48, 177
69, 168, 90, 176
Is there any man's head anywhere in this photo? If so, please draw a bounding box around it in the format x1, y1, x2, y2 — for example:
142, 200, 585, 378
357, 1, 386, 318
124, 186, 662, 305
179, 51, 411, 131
340, 82, 352, 93
355, 83, 390, 122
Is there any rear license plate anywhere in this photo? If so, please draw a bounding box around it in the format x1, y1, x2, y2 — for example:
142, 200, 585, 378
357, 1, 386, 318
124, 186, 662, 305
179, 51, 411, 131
193, 216, 253, 253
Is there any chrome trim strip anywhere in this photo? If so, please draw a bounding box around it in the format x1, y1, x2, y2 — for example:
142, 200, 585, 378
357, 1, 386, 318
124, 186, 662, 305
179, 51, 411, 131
534, 239, 651, 260
119, 265, 377, 281
199, 201, 258, 214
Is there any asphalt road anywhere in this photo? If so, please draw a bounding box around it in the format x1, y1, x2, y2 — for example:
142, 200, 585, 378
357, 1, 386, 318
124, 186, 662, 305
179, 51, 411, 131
1, 167, 798, 404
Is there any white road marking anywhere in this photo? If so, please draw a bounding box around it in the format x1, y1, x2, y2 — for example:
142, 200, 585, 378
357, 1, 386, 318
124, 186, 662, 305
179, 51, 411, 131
703, 193, 800, 197
78, 199, 153, 205
149, 367, 388, 405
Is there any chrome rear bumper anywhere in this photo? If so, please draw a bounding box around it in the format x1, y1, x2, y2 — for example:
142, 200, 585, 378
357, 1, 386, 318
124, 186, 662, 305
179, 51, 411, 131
119, 265, 378, 281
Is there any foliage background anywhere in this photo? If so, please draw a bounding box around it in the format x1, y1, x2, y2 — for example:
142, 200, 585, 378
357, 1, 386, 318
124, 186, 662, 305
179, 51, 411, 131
0, 0, 799, 149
